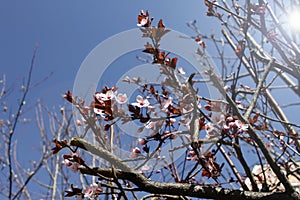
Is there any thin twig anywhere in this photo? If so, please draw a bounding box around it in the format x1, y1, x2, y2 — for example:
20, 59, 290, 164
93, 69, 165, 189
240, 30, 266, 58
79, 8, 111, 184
7, 45, 38, 199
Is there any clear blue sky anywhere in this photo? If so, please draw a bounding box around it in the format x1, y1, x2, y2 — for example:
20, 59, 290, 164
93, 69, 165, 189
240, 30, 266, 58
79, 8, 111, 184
1, 0, 206, 106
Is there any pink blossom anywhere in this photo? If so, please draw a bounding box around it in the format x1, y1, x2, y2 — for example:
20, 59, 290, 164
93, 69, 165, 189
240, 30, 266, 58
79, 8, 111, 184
62, 159, 72, 167
224, 85, 231, 92
177, 67, 186, 75
84, 183, 102, 199
94, 92, 107, 102
75, 119, 83, 126
131, 95, 150, 108
138, 138, 147, 145
162, 97, 173, 109
234, 120, 249, 133
205, 122, 219, 138
93, 108, 105, 117
169, 118, 176, 125
105, 90, 115, 100
116, 93, 128, 104
137, 10, 153, 27
225, 120, 248, 133
132, 147, 141, 154
137, 17, 149, 27
140, 165, 150, 173
235, 101, 244, 109
95, 90, 115, 102
226, 116, 234, 123
131, 147, 142, 158
62, 153, 81, 172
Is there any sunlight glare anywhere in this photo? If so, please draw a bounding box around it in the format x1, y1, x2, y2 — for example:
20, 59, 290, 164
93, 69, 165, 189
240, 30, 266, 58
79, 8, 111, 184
288, 9, 300, 32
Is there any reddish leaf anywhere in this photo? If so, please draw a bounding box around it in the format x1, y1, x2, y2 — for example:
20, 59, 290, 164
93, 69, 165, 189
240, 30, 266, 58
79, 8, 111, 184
274, 130, 285, 136
199, 117, 206, 130
202, 169, 211, 178
149, 85, 156, 95
168, 105, 181, 115
253, 112, 260, 123
157, 19, 165, 29
51, 139, 65, 154
104, 124, 111, 131
64, 90, 74, 103
169, 57, 178, 69
204, 105, 212, 111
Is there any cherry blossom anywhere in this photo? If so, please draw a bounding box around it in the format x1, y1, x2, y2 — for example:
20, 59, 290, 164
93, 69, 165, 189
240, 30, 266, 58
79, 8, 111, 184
94, 90, 115, 102
132, 147, 141, 154
131, 95, 150, 108
224, 85, 231, 92
131, 147, 142, 158
137, 138, 147, 145
162, 97, 173, 110
140, 165, 150, 173
84, 183, 102, 199
233, 120, 249, 133
137, 10, 153, 27
62, 159, 72, 167
75, 119, 83, 126
116, 93, 128, 104
177, 67, 186, 75
93, 108, 106, 118
62, 153, 83, 173
205, 122, 219, 138
223, 119, 249, 134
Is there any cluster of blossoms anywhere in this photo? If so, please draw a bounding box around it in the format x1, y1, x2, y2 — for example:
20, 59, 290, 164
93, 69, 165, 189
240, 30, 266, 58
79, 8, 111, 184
62, 152, 83, 172
137, 10, 153, 27
203, 100, 249, 139
83, 183, 103, 200
64, 87, 128, 124
223, 117, 249, 135
64, 183, 102, 200
92, 86, 127, 120
186, 150, 224, 179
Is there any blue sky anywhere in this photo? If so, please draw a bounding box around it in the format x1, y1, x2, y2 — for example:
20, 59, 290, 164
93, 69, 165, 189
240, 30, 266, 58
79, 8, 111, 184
1, 1, 207, 107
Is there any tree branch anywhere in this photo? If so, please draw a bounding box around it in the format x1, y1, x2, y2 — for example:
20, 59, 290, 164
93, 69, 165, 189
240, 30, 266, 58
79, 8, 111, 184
78, 165, 297, 200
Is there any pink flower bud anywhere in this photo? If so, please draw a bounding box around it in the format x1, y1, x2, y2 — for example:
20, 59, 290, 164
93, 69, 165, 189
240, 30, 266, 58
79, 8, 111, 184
138, 138, 147, 145
132, 147, 141, 154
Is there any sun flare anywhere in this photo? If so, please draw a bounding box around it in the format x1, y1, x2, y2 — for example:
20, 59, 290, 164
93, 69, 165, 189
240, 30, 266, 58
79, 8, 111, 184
288, 9, 300, 32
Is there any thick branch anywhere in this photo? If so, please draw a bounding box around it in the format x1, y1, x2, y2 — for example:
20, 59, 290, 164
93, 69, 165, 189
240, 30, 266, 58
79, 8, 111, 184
70, 137, 133, 173
79, 165, 297, 200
